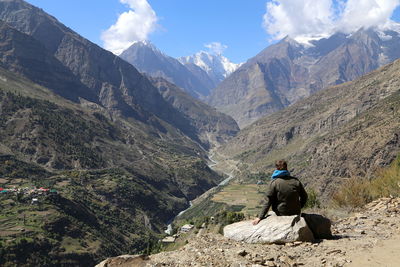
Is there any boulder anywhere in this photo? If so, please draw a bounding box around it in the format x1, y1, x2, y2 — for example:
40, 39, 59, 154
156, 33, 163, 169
302, 213, 332, 239
223, 215, 315, 244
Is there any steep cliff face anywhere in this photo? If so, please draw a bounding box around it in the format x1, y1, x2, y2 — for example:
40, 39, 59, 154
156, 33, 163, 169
220, 59, 400, 196
209, 28, 400, 127
0, 0, 204, 143
0, 21, 97, 103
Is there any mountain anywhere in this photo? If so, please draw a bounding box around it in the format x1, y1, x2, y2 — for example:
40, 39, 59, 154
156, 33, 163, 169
0, 0, 235, 264
209, 27, 400, 127
120, 41, 215, 98
219, 58, 400, 198
0, 66, 222, 265
0, 0, 239, 149
0, 0, 205, 142
179, 51, 241, 85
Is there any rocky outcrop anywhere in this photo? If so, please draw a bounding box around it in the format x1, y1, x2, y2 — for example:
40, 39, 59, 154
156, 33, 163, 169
223, 216, 315, 244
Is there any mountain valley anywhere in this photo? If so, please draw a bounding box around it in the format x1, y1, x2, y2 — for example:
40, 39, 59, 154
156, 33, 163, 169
1, 0, 400, 266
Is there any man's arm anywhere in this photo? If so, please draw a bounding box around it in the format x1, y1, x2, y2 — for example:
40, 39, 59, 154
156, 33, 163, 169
252, 196, 272, 225
253, 181, 275, 225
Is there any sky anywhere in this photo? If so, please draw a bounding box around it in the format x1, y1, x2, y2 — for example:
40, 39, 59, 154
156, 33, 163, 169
26, 0, 400, 63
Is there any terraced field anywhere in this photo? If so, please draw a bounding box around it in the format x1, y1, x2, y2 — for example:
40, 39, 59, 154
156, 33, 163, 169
211, 183, 268, 216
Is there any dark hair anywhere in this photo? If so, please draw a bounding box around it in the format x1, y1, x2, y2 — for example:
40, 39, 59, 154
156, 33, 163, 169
275, 159, 287, 170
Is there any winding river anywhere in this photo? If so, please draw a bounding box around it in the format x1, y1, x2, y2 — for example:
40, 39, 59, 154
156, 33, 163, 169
164, 150, 238, 235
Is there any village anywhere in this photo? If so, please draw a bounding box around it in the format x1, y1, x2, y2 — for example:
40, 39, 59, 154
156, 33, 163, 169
0, 186, 58, 204
161, 221, 210, 244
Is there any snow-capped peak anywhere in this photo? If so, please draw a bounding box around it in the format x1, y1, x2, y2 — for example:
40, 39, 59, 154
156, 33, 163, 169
179, 51, 241, 82
130, 40, 165, 56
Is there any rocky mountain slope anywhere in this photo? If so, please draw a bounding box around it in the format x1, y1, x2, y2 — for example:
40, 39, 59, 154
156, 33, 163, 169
0, 0, 240, 149
120, 41, 215, 98
97, 197, 400, 267
179, 51, 241, 86
209, 28, 400, 127
0, 64, 223, 265
149, 77, 239, 148
219, 58, 400, 197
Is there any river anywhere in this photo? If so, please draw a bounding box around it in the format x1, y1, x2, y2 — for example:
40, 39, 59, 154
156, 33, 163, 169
164, 150, 238, 235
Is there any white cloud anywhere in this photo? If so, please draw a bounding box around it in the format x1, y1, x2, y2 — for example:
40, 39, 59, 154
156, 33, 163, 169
102, 0, 158, 55
340, 0, 400, 33
263, 0, 400, 43
263, 0, 334, 41
204, 42, 228, 55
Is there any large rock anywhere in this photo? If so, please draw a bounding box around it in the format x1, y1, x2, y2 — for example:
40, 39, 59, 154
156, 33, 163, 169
223, 215, 315, 244
302, 213, 332, 239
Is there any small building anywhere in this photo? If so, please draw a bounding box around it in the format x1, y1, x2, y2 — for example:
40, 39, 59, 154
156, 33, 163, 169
31, 198, 39, 204
180, 224, 194, 233
161, 236, 176, 243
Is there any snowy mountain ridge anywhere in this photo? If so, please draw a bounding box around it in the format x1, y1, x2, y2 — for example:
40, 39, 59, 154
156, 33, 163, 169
179, 51, 242, 83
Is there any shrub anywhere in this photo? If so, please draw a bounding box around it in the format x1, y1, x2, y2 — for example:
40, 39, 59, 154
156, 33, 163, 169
331, 156, 400, 208
331, 177, 372, 208
304, 188, 320, 209
369, 157, 400, 198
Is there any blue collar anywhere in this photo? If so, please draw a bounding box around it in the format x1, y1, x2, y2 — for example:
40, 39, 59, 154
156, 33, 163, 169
271, 170, 290, 179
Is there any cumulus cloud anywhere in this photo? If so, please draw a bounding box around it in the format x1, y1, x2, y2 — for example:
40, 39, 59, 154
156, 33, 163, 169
204, 42, 228, 55
102, 0, 158, 55
263, 0, 334, 41
340, 0, 400, 32
263, 0, 400, 42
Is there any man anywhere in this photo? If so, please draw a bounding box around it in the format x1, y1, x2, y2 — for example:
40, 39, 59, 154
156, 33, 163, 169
253, 159, 308, 225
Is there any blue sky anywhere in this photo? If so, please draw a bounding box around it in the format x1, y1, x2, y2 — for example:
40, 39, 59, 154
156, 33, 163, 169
26, 0, 400, 63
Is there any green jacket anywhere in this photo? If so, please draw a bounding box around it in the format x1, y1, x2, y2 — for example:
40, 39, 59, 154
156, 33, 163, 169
259, 176, 308, 218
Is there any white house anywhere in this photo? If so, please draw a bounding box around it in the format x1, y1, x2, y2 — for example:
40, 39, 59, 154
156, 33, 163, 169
180, 224, 194, 233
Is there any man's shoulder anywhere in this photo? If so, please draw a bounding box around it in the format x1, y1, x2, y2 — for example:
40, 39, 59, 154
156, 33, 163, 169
273, 176, 299, 181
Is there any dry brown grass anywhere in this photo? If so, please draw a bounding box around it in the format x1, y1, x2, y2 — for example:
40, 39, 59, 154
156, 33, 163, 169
332, 157, 400, 208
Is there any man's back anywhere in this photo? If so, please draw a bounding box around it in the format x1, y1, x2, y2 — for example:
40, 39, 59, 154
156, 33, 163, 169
253, 160, 308, 225
268, 176, 307, 216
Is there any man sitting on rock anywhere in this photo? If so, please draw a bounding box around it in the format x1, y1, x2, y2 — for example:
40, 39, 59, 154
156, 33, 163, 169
253, 159, 308, 225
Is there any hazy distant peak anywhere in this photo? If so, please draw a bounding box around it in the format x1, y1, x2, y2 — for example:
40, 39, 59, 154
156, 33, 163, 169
179, 51, 241, 82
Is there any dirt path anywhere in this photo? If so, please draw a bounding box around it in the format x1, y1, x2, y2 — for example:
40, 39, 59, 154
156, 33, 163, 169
347, 233, 400, 267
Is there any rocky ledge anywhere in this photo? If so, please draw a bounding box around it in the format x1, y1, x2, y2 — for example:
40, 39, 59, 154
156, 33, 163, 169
97, 197, 400, 267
